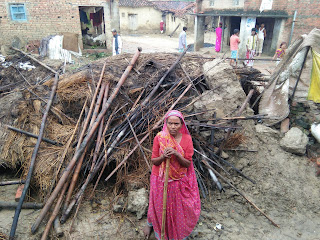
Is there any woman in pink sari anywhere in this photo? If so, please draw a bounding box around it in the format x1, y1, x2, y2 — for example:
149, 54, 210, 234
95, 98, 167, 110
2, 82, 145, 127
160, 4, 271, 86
143, 110, 201, 240
215, 22, 223, 52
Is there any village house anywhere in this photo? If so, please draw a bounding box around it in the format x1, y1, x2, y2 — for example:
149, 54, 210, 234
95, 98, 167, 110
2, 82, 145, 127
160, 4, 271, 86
0, 0, 120, 50
193, 0, 320, 56
119, 0, 195, 34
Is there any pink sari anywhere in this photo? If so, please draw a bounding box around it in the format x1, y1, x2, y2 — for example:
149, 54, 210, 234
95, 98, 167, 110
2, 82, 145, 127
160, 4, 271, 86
147, 110, 201, 240
215, 27, 222, 52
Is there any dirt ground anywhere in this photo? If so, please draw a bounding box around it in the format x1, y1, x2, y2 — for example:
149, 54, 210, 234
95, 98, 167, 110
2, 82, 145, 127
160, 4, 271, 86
0, 34, 319, 240
1, 123, 319, 240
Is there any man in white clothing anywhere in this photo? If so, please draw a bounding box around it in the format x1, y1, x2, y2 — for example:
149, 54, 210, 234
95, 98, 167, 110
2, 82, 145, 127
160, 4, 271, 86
178, 27, 187, 52
111, 29, 122, 56
257, 23, 266, 57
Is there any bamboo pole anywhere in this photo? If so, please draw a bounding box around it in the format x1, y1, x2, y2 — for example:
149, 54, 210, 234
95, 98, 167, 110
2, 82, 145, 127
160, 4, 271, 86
61, 83, 109, 224
62, 69, 107, 214
0, 180, 25, 186
6, 125, 62, 146
161, 158, 170, 240
194, 148, 224, 192
0, 201, 43, 209
31, 47, 142, 234
89, 105, 117, 199
41, 180, 69, 240
10, 73, 60, 239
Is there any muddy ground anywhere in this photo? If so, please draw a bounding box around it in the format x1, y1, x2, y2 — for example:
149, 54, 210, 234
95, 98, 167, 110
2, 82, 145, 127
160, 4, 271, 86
0, 34, 319, 240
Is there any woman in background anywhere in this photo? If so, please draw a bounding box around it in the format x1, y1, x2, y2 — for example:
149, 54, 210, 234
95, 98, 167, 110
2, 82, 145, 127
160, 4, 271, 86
215, 22, 223, 52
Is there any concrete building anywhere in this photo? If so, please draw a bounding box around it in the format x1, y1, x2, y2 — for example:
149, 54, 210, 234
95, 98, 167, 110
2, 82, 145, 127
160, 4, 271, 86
193, 0, 320, 56
0, 0, 120, 49
119, 0, 195, 34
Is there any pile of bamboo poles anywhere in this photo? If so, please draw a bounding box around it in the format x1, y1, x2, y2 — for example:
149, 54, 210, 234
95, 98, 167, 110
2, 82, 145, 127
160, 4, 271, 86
7, 47, 279, 239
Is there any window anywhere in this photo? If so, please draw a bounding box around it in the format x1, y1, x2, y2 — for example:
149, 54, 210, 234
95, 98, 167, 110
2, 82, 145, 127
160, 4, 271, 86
210, 0, 215, 6
233, 0, 240, 5
10, 4, 27, 21
122, 12, 125, 17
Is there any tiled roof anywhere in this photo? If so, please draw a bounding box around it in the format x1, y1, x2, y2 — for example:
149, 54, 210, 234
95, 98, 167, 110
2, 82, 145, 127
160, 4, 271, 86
119, 0, 154, 8
151, 1, 195, 16
119, 0, 195, 17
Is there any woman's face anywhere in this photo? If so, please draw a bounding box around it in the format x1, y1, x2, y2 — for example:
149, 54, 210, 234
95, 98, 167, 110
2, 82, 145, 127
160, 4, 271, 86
166, 116, 182, 136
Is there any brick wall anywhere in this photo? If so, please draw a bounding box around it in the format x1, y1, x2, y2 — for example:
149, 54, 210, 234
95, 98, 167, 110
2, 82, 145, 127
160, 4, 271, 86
0, 0, 117, 47
244, 0, 320, 43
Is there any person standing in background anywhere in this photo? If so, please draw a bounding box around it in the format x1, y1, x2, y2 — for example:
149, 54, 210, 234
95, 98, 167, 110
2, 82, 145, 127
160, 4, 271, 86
245, 28, 258, 67
215, 22, 223, 52
230, 29, 240, 67
178, 27, 187, 52
257, 23, 267, 57
111, 29, 122, 56
273, 42, 287, 66
160, 20, 165, 34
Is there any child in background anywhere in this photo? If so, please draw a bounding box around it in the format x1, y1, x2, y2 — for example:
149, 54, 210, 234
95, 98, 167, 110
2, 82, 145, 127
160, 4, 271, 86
230, 29, 240, 67
273, 42, 287, 65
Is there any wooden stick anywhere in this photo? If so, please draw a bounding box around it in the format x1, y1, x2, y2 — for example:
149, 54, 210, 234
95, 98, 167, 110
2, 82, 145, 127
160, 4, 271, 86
168, 23, 181, 37
126, 116, 152, 171
0, 201, 43, 209
62, 83, 109, 224
179, 63, 200, 96
161, 158, 170, 240
6, 125, 62, 146
0, 180, 25, 186
11, 47, 58, 74
31, 48, 142, 234
10, 73, 60, 239
41, 178, 70, 240
89, 105, 117, 199
62, 67, 106, 214
202, 161, 280, 228
194, 148, 224, 192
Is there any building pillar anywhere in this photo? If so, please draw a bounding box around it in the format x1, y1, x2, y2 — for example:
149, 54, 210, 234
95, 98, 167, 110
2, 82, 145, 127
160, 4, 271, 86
238, 16, 256, 58
270, 18, 284, 55
194, 15, 205, 51
104, 0, 120, 49
223, 16, 231, 48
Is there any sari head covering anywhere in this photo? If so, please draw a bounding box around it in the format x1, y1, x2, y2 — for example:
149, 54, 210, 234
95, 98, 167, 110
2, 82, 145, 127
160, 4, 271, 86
158, 110, 190, 180
162, 110, 190, 135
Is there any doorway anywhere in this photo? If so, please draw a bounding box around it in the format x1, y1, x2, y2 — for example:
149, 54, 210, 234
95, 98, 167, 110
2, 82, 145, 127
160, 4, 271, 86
79, 6, 107, 49
230, 17, 241, 35
256, 18, 275, 55
128, 14, 138, 31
